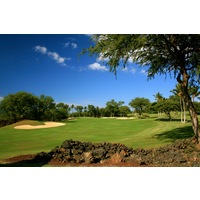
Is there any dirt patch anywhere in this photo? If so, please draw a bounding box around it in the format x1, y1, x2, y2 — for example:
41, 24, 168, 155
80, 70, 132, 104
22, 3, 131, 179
14, 122, 65, 130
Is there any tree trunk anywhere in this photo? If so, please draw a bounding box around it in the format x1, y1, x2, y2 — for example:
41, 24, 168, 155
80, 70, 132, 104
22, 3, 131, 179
183, 99, 186, 123
180, 97, 183, 123
185, 95, 200, 140
177, 71, 200, 142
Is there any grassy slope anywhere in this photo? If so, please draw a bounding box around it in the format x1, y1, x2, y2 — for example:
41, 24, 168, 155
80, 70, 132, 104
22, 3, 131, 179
12, 120, 45, 127
0, 117, 193, 160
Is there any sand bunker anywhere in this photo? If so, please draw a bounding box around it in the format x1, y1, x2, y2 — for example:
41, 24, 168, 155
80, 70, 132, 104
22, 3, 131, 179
116, 117, 136, 120
14, 122, 66, 130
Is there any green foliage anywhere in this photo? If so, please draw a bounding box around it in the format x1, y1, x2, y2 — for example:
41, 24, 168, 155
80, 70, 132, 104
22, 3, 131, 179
75, 105, 83, 117
87, 104, 97, 117
105, 99, 124, 117
37, 94, 55, 121
188, 84, 200, 102
55, 103, 69, 120
155, 98, 180, 120
194, 102, 200, 114
85, 35, 200, 79
0, 92, 69, 125
0, 91, 38, 122
129, 97, 150, 117
153, 92, 164, 102
119, 106, 131, 117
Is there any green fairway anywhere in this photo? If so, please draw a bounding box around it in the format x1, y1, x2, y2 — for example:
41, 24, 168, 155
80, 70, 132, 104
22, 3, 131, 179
0, 117, 194, 160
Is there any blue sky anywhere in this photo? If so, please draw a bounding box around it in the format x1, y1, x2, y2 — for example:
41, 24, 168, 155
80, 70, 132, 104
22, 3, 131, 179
0, 34, 177, 107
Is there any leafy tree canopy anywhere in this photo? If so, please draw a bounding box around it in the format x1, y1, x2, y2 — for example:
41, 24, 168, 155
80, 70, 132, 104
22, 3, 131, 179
85, 34, 200, 81
129, 97, 150, 116
84, 34, 200, 141
0, 92, 69, 123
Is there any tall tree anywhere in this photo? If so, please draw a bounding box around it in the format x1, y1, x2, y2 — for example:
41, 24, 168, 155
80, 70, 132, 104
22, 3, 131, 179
70, 104, 75, 117
171, 84, 186, 123
129, 97, 150, 117
0, 91, 38, 122
156, 98, 180, 121
37, 94, 55, 120
153, 92, 164, 118
119, 106, 131, 117
105, 99, 124, 117
84, 34, 200, 142
153, 92, 164, 102
189, 84, 200, 102
83, 106, 87, 117
76, 105, 83, 117
87, 105, 96, 117
56, 103, 69, 120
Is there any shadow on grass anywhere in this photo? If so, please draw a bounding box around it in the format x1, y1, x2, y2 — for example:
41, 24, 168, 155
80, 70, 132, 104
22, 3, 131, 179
65, 120, 77, 124
0, 155, 51, 167
155, 126, 194, 142
155, 118, 191, 122
0, 161, 43, 167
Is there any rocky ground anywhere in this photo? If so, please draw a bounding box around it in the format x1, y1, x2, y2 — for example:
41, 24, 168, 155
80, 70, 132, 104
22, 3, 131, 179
3, 138, 198, 167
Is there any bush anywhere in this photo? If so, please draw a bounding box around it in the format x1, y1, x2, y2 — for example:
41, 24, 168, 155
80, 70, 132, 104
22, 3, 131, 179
0, 119, 15, 127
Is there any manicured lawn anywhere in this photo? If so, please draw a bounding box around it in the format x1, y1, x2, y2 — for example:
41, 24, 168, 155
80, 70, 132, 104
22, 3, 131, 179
0, 117, 193, 160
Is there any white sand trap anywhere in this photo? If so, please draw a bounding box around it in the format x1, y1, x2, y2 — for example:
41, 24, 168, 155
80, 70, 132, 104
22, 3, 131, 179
116, 117, 136, 120
14, 122, 65, 130
101, 117, 116, 119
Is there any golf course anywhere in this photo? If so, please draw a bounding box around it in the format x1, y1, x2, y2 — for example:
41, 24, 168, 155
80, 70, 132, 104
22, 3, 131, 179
1, 34, 200, 167
0, 116, 194, 161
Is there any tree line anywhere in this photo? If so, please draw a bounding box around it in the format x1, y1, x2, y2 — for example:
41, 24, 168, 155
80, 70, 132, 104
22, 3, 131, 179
0, 92, 69, 126
71, 100, 132, 118
0, 92, 132, 123
1, 89, 200, 127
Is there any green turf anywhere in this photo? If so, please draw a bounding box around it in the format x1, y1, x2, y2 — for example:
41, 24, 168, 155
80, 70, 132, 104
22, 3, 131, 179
0, 117, 194, 160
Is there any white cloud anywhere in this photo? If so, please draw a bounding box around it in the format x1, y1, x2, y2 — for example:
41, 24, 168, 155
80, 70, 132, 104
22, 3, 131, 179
88, 62, 108, 71
34, 45, 70, 65
64, 42, 78, 49
64, 42, 70, 48
34, 46, 47, 54
97, 53, 109, 62
71, 43, 77, 49
47, 51, 70, 64
84, 34, 93, 37
120, 66, 137, 74
130, 68, 137, 74
121, 67, 128, 72
140, 69, 147, 75
128, 58, 133, 63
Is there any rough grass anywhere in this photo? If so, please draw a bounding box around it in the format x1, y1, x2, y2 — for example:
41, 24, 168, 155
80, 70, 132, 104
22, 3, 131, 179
0, 117, 194, 160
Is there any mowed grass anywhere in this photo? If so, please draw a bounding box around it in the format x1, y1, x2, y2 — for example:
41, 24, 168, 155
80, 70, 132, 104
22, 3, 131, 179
0, 117, 194, 160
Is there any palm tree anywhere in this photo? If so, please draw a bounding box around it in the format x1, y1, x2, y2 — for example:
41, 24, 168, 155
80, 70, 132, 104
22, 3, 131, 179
153, 92, 164, 118
71, 104, 75, 117
171, 84, 186, 123
83, 106, 87, 117
189, 85, 200, 102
